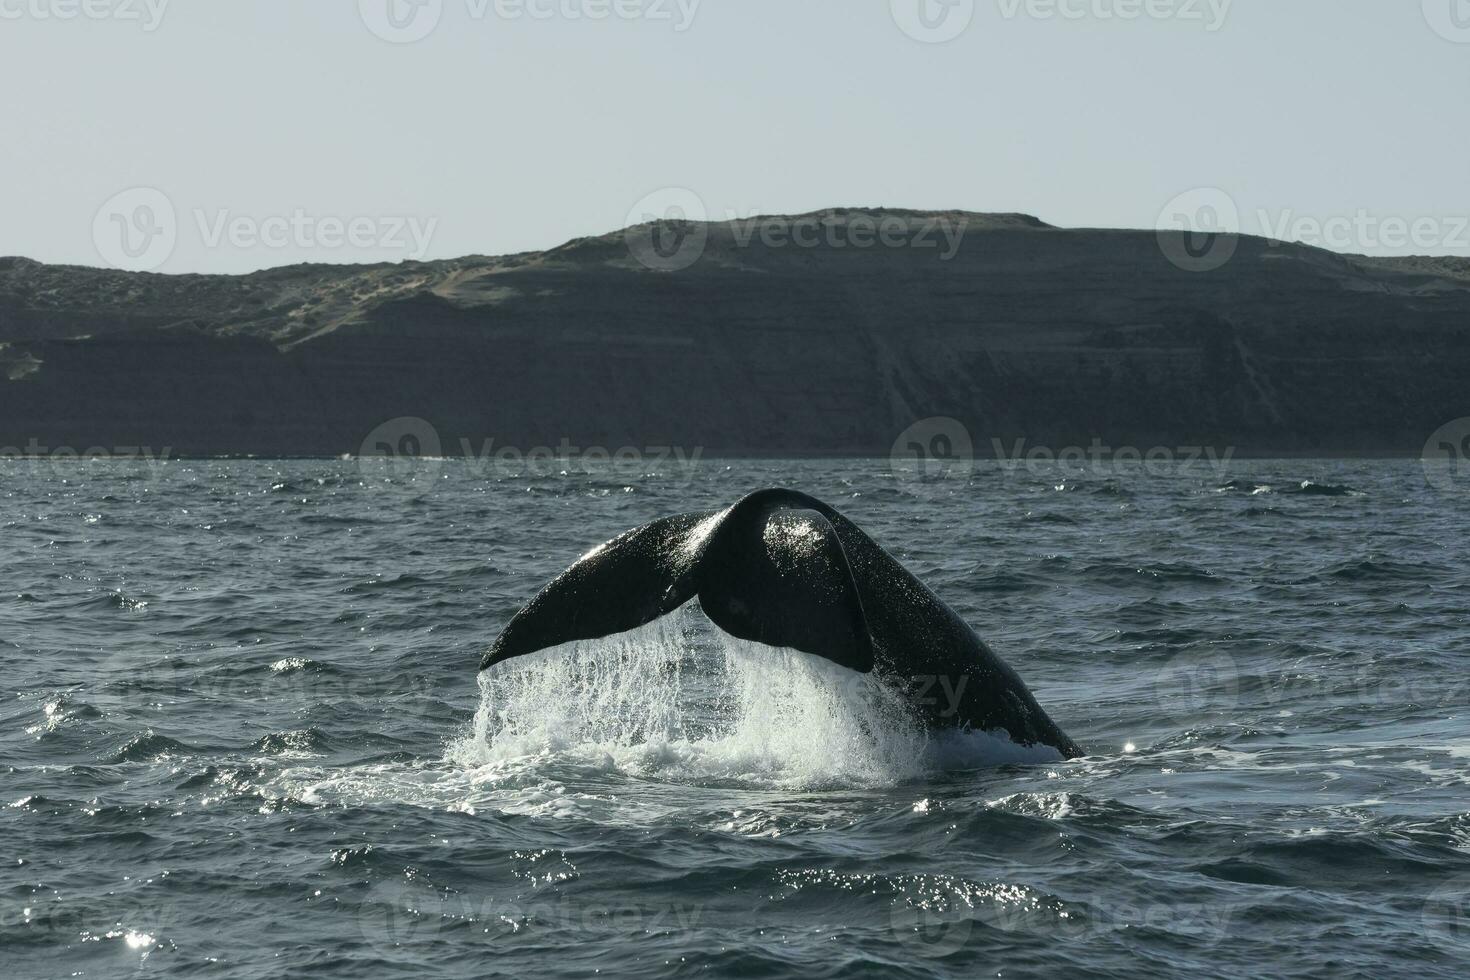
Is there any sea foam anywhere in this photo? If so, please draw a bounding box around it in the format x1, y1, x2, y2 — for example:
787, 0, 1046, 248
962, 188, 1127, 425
448, 606, 1060, 790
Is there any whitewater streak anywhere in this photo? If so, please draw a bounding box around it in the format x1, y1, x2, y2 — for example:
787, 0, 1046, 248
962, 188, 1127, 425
453, 608, 1062, 790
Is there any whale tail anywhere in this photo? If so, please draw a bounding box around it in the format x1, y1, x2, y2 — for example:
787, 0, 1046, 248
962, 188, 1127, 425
480, 489, 874, 674
480, 488, 1083, 759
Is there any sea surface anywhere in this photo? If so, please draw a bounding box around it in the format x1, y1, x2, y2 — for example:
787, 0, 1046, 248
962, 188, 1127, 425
3, 457, 1469, 978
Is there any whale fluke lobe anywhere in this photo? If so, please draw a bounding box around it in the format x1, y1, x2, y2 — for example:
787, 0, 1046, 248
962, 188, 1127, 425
481, 490, 872, 673
481, 488, 1082, 759
480, 513, 709, 673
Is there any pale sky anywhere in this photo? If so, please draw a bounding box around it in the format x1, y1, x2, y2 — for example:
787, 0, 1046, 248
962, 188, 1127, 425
2, 0, 1467, 272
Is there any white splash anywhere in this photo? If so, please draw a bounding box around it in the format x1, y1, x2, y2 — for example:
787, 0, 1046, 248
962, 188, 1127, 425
449, 609, 926, 788
272, 608, 1063, 817
449, 605, 1061, 789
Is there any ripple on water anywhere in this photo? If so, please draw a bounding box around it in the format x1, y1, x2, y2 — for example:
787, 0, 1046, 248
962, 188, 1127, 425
3, 459, 1469, 979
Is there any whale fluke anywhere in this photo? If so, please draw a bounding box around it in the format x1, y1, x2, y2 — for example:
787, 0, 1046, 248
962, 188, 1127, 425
481, 488, 1082, 759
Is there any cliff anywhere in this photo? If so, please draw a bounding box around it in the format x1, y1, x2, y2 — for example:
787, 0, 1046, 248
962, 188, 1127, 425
2, 209, 1468, 457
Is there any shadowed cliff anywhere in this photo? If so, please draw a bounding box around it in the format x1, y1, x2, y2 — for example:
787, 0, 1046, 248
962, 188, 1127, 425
2, 209, 1468, 457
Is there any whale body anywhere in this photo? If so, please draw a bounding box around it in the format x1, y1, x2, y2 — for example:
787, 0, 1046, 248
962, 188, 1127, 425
481, 488, 1083, 759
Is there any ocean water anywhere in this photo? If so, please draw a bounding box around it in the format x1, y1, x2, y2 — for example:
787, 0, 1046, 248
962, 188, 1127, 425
3, 457, 1469, 978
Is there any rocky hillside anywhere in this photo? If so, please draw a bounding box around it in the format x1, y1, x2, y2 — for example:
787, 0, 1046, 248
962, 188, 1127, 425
2, 209, 1468, 457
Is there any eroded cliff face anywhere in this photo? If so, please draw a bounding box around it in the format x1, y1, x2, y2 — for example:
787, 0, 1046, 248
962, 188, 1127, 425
2, 210, 1467, 457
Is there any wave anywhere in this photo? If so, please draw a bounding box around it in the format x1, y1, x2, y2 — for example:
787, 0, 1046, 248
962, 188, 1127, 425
342, 574, 430, 595
1285, 480, 1362, 497
73, 591, 150, 612
1319, 558, 1435, 582
1216, 478, 1269, 494
1216, 479, 1362, 497
1075, 561, 1222, 588
24, 696, 103, 737
252, 729, 332, 757
268, 657, 336, 676
102, 731, 194, 763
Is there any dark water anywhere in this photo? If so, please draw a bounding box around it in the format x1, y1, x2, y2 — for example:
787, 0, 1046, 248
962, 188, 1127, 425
3, 457, 1469, 978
